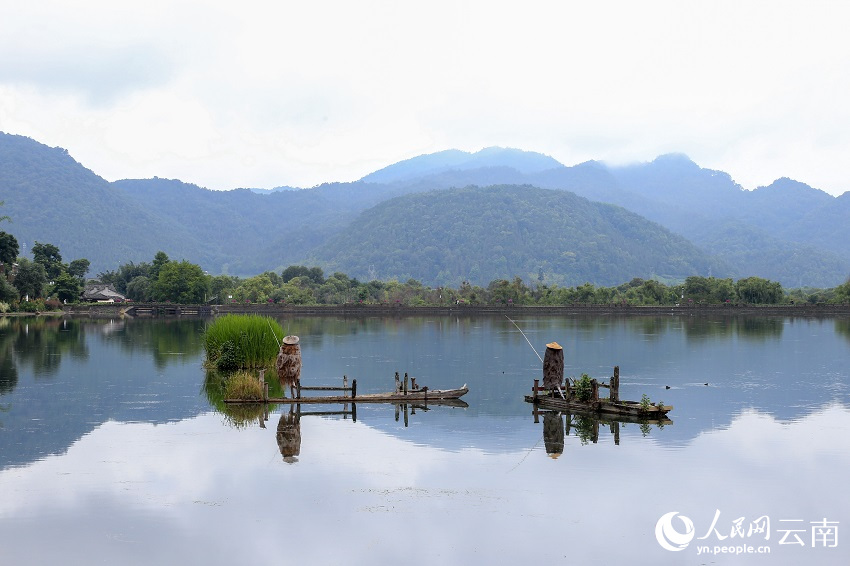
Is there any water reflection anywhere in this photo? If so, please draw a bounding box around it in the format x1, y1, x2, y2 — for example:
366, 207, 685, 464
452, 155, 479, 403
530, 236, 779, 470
101, 318, 206, 369
535, 408, 671, 454
837, 319, 850, 343
276, 408, 301, 463
0, 318, 88, 380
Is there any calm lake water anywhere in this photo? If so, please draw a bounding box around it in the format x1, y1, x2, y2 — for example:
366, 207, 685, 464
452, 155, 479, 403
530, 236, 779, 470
1, 314, 849, 565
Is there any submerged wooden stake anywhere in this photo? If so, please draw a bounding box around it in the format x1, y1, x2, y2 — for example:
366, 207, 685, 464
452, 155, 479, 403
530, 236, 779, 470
610, 366, 620, 402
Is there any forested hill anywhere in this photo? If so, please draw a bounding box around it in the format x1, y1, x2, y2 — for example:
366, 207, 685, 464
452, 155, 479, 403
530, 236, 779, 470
308, 185, 728, 287
0, 133, 202, 270
3, 131, 850, 287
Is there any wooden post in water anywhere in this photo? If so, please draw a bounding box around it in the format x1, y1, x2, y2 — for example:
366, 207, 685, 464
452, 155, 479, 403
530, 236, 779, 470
395, 372, 401, 393
343, 375, 349, 417
591, 379, 599, 403
610, 366, 620, 402
543, 342, 564, 392
404, 373, 409, 396
352, 379, 357, 399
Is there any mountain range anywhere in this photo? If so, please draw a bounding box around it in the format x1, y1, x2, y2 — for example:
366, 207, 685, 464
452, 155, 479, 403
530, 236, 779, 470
1, 131, 848, 287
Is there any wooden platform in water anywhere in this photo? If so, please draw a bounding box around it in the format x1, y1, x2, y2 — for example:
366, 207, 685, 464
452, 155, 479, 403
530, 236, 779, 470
525, 394, 672, 419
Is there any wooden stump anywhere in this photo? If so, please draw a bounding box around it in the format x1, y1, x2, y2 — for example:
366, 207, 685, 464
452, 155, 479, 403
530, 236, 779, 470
276, 335, 302, 397
542, 342, 564, 389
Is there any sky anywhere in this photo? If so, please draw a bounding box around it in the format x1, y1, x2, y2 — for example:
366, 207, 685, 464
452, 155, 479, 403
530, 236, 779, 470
1, 1, 849, 196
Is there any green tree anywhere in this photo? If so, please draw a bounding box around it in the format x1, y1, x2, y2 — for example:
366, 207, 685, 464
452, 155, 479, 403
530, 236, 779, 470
67, 258, 91, 281
152, 260, 209, 303
0, 276, 17, 303
150, 251, 170, 282
736, 277, 783, 304
233, 274, 275, 303
32, 242, 64, 280
282, 265, 324, 285
13, 258, 47, 299
0, 231, 19, 267
210, 275, 241, 304
834, 280, 850, 303
52, 272, 82, 303
126, 275, 152, 302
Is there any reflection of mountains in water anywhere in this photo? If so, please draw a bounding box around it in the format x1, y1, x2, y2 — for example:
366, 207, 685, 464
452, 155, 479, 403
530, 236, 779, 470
2, 315, 849, 469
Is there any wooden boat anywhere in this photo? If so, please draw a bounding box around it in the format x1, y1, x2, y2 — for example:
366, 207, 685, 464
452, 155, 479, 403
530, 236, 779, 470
225, 384, 469, 405
354, 384, 469, 402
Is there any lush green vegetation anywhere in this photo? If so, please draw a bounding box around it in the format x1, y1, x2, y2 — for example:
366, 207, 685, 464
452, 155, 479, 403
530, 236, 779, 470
203, 315, 284, 370
309, 185, 724, 287
188, 266, 849, 307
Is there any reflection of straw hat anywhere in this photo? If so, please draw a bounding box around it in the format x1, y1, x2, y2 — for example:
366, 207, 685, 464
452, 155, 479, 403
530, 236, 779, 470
548, 453, 562, 460
546, 342, 562, 350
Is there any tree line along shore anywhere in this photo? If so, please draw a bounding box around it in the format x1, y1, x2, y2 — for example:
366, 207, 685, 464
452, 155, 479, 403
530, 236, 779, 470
2, 239, 849, 315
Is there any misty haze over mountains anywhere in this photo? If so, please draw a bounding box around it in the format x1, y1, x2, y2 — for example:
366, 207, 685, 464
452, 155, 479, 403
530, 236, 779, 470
2, 132, 848, 288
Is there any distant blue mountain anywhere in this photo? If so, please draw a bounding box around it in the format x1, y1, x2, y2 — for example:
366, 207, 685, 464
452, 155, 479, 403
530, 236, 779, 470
360, 147, 563, 184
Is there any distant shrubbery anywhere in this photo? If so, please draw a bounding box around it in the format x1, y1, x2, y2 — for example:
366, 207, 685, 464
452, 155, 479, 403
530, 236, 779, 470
198, 268, 849, 307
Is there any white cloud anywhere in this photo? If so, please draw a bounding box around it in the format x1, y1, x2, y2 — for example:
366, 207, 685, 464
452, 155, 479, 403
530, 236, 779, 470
1, 0, 849, 194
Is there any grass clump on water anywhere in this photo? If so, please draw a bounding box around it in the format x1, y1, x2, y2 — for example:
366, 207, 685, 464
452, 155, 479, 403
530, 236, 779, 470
204, 314, 284, 370
223, 370, 264, 401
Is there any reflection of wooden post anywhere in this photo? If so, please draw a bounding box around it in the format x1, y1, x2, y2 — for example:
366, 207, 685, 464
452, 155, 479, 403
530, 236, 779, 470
610, 366, 620, 402
543, 342, 564, 390
276, 335, 302, 398
533, 379, 539, 402
612, 421, 620, 445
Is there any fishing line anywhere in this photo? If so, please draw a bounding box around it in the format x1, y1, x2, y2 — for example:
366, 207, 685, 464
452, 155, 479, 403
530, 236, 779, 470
507, 434, 543, 473
504, 315, 542, 363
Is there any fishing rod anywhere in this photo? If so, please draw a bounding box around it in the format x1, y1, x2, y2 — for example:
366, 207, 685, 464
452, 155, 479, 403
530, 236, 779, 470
267, 319, 282, 349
